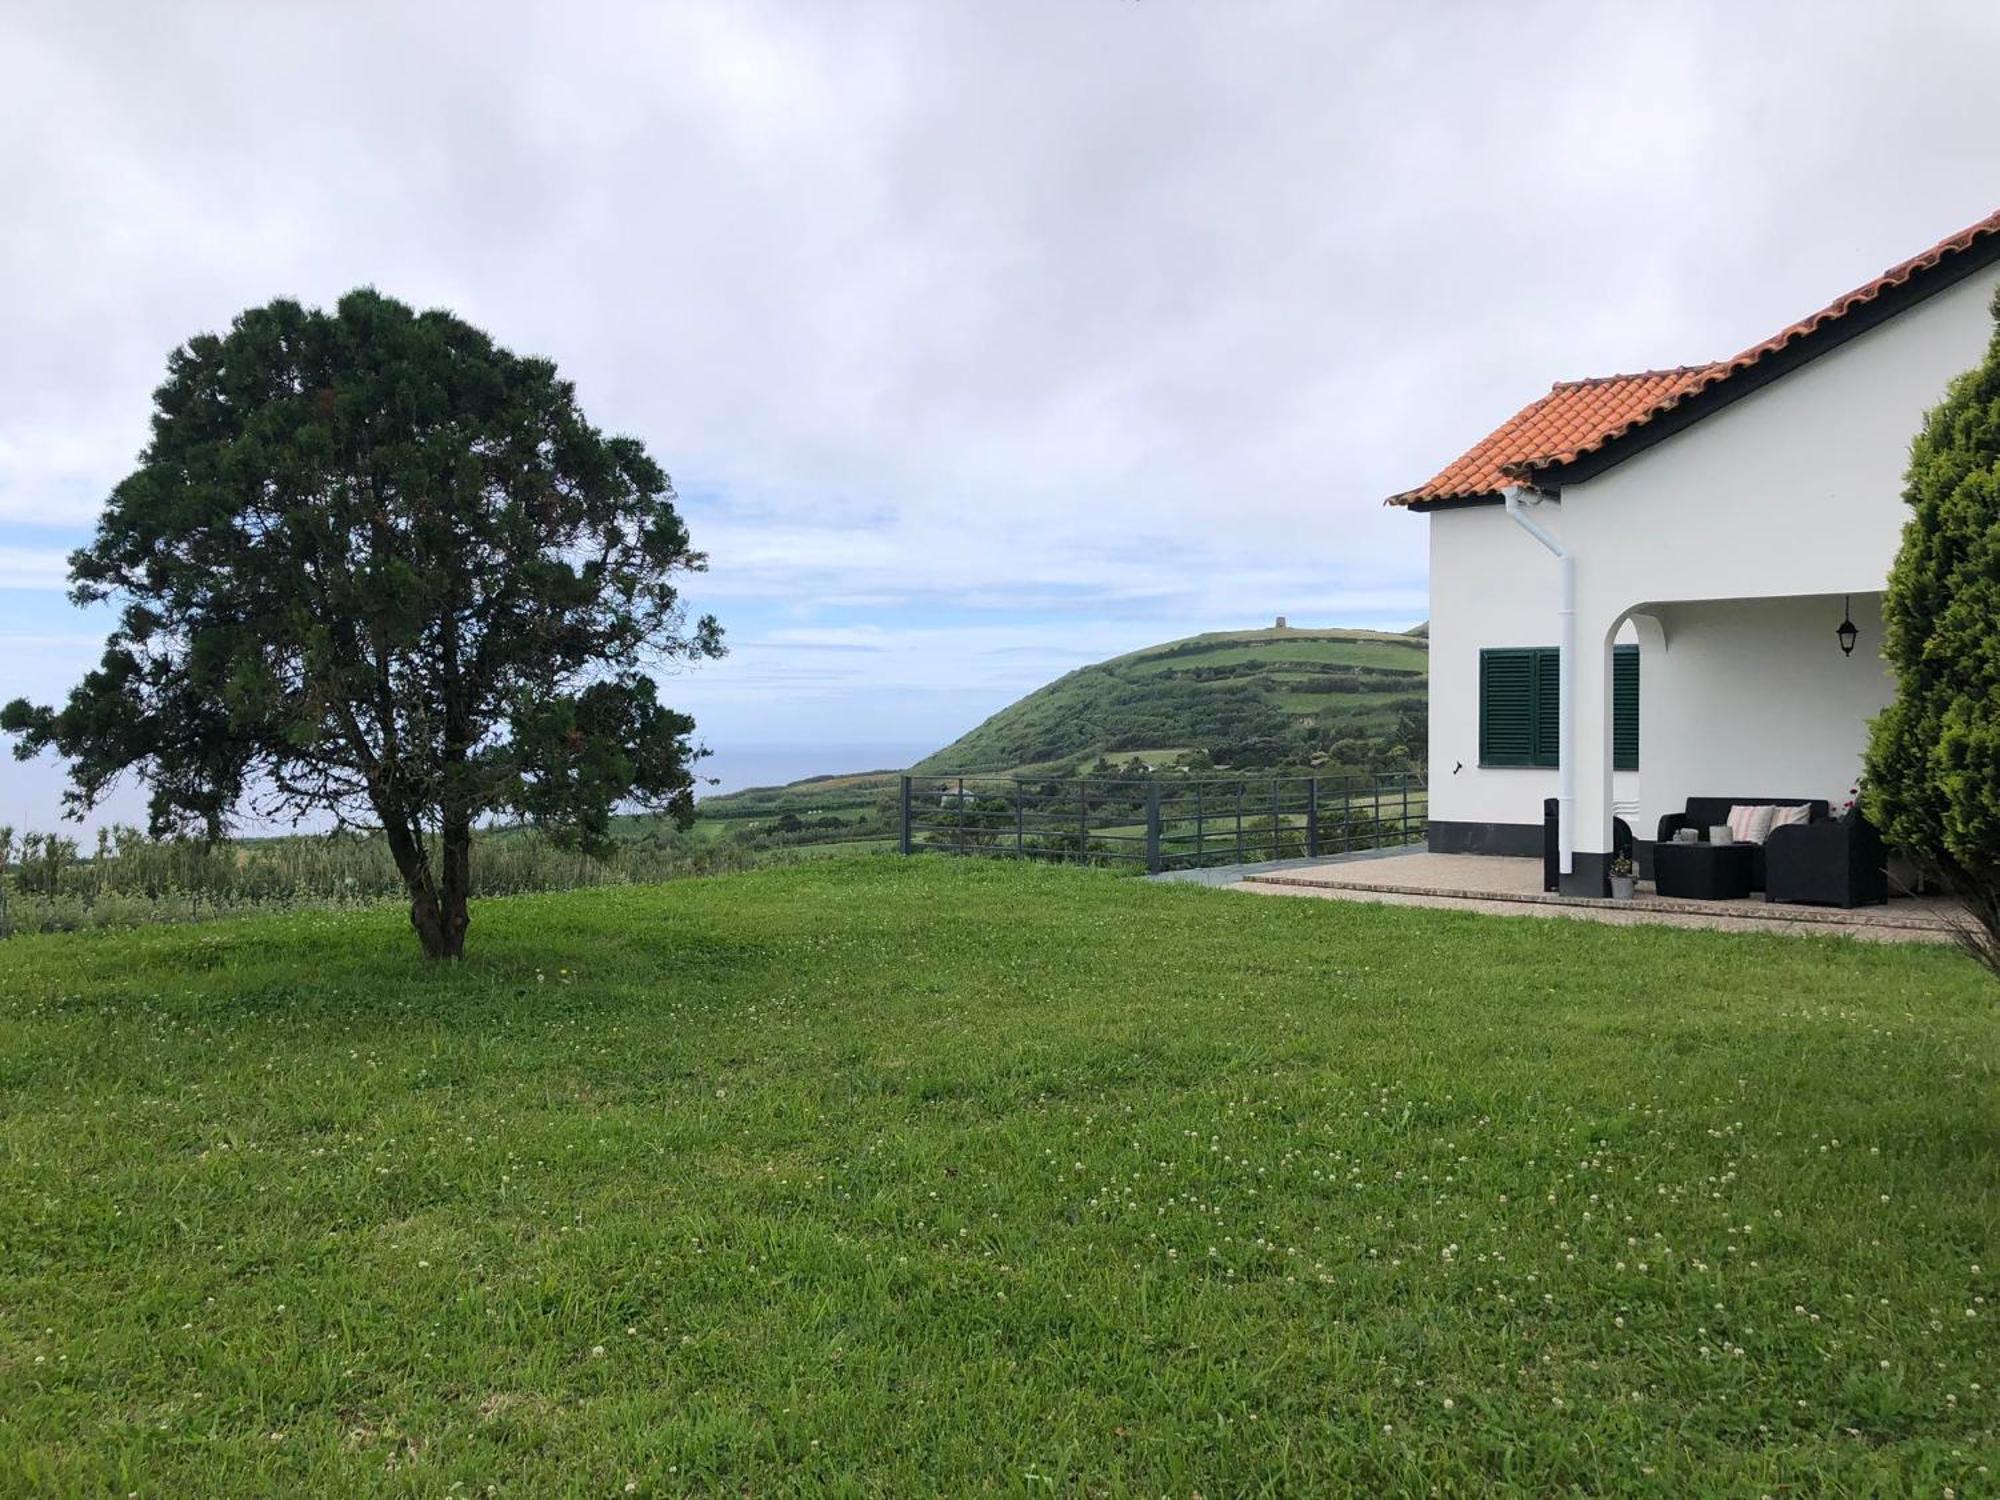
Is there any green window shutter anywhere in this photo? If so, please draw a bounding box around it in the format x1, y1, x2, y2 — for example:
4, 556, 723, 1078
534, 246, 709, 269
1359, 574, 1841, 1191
1478, 649, 1536, 766
1613, 644, 1641, 771
1531, 647, 1560, 768
1480, 648, 1536, 768
1484, 644, 1638, 770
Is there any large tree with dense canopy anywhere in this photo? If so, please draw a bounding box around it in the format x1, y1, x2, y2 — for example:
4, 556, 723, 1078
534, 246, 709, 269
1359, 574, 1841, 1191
3, 290, 722, 958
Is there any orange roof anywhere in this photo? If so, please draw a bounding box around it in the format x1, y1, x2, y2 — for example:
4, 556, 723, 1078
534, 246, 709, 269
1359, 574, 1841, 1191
1388, 206, 2000, 507
1386, 367, 1717, 506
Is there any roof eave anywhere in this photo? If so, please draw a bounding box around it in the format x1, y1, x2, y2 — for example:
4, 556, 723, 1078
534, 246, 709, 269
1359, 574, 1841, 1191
1530, 226, 2000, 489
1401, 491, 1505, 513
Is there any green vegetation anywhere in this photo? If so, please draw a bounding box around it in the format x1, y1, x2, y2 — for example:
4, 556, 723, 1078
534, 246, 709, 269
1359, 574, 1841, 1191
677, 770, 904, 858
2, 860, 1994, 1495
669, 622, 1429, 873
0, 822, 759, 937
902, 774, 1426, 869
912, 624, 1427, 776
2, 624, 1427, 934
2, 289, 721, 959
1867, 287, 2000, 976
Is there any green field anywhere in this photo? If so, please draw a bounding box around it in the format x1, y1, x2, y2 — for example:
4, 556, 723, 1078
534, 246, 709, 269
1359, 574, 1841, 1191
1118, 634, 1427, 675
2, 860, 1995, 1495
673, 624, 1428, 858
911, 624, 1426, 775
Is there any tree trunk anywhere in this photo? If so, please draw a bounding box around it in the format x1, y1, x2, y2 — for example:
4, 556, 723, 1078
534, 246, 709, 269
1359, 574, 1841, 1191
426, 809, 473, 961
375, 801, 469, 961
409, 883, 469, 960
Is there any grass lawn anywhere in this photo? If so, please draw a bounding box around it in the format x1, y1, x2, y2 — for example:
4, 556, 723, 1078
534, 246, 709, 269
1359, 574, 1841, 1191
1, 858, 1996, 1495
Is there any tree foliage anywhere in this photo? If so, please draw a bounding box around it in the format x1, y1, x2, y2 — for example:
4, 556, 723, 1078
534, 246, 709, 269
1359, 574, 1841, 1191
1865, 288, 2000, 977
3, 290, 721, 958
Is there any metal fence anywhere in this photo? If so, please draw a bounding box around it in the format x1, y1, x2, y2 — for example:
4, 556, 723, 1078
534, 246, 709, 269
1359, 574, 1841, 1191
898, 772, 1426, 873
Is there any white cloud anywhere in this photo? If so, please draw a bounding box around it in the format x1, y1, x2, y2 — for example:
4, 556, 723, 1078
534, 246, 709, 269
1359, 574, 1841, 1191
3, 0, 1998, 814
0, 548, 71, 590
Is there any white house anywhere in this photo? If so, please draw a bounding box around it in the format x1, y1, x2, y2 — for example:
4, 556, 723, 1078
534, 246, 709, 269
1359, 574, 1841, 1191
1390, 208, 2000, 895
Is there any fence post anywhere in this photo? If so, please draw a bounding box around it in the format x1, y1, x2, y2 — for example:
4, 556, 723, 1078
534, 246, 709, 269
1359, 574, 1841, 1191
1144, 782, 1162, 874
1306, 776, 1319, 858
899, 776, 912, 855
1077, 781, 1088, 864
1015, 779, 1025, 859
1401, 776, 1410, 843
1235, 782, 1245, 863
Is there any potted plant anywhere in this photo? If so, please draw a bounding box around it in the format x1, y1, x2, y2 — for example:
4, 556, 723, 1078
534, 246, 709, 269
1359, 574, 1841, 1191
1609, 852, 1636, 901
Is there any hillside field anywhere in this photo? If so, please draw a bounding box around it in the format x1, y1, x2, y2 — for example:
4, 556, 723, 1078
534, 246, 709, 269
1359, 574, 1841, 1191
2, 859, 1995, 1495
913, 624, 1427, 775
672, 623, 1429, 866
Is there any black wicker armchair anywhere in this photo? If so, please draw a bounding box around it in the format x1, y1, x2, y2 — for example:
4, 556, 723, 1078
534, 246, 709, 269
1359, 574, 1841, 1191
1764, 814, 1888, 908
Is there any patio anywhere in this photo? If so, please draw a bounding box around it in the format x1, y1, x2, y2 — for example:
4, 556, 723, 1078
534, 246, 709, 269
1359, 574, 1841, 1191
1233, 850, 1965, 943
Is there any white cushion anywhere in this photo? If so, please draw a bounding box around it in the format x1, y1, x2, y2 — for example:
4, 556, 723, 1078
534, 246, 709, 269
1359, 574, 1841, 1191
1728, 804, 1778, 844
1768, 804, 1813, 834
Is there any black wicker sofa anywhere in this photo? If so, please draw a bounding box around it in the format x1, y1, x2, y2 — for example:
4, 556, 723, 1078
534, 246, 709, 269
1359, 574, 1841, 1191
1653, 796, 1887, 907
1655, 796, 1829, 893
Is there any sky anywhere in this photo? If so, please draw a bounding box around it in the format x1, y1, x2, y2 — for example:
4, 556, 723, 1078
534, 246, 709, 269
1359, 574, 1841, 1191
5, 0, 2000, 828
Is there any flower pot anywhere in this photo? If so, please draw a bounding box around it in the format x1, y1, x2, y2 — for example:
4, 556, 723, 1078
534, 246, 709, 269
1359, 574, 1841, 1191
1610, 874, 1635, 901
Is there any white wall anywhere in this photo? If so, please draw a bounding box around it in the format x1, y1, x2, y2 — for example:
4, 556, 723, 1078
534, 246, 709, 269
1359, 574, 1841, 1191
1424, 257, 2000, 847
1426, 505, 1638, 826
1637, 594, 1892, 834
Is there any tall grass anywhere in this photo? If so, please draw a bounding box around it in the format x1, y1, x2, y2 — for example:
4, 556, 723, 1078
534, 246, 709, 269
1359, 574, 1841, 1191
0, 822, 782, 936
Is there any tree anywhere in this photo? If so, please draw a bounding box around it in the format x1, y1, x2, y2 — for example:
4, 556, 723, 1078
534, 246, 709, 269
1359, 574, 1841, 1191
1864, 288, 2000, 978
3, 290, 722, 959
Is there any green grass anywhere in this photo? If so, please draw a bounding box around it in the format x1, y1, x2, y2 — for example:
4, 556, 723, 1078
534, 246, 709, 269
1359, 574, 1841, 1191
2, 859, 1996, 1495
1120, 637, 1427, 674
913, 625, 1425, 774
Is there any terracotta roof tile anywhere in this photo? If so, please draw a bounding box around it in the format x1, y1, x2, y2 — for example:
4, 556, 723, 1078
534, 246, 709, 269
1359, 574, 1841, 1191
1386, 367, 1716, 506
1388, 206, 2000, 507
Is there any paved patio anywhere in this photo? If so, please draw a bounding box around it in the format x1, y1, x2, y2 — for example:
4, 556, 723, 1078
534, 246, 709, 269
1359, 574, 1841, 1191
1232, 851, 1965, 943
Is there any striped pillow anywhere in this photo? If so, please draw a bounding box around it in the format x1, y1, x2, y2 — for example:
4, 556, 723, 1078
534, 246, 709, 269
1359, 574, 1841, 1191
1767, 803, 1813, 834
1728, 804, 1778, 844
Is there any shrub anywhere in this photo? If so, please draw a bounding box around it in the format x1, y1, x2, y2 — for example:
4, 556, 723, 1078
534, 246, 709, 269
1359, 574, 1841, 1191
1866, 288, 2000, 978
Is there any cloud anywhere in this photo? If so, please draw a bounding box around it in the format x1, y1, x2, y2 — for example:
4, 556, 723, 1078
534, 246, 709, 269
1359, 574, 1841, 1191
3, 0, 1998, 814
0, 548, 71, 591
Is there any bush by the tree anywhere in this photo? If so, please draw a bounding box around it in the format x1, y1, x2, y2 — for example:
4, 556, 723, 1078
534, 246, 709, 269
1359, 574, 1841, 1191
1865, 288, 2000, 977
3, 290, 722, 959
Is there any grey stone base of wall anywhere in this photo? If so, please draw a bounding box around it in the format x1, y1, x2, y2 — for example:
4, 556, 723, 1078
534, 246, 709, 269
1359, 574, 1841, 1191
1426, 820, 1541, 858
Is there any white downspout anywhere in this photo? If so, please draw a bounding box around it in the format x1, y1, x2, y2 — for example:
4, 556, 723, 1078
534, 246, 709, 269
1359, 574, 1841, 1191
1503, 485, 1575, 878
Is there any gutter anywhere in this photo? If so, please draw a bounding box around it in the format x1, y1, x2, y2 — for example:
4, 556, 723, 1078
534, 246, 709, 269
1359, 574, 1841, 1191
1502, 485, 1575, 877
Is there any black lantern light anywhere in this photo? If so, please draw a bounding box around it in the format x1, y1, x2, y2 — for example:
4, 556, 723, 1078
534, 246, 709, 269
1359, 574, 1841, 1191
1836, 595, 1858, 657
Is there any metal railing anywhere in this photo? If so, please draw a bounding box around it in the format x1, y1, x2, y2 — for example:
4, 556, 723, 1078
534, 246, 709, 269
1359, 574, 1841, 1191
898, 772, 1426, 873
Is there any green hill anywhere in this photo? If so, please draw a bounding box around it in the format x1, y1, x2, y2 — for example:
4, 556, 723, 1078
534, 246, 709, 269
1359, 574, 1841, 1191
683, 623, 1427, 853
912, 623, 1427, 775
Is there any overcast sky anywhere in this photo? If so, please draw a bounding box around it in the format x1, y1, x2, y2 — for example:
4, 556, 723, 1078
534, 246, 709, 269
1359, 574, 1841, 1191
5, 0, 2000, 825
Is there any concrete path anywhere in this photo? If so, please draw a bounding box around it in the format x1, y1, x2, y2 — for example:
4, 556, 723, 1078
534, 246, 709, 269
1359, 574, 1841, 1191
1228, 851, 1963, 944
1146, 843, 1420, 888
